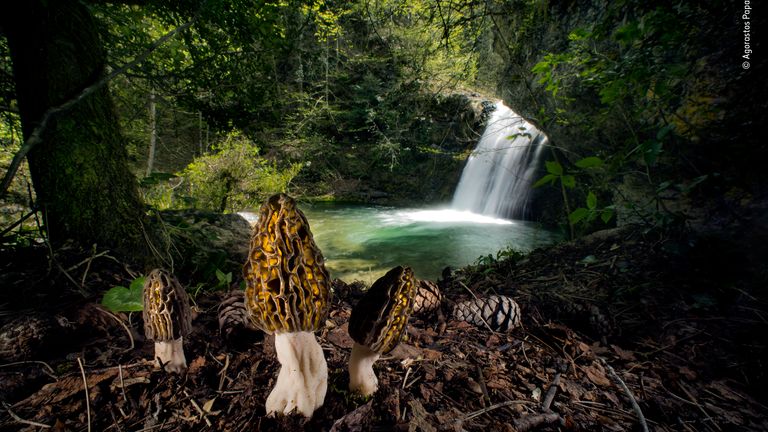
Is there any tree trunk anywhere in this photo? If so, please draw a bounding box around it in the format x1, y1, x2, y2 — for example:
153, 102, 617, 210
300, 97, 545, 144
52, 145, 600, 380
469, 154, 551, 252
2, 1, 157, 262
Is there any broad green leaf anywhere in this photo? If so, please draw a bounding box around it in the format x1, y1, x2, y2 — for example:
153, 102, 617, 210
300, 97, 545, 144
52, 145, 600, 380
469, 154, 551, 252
575, 156, 603, 169
561, 175, 576, 189
545, 160, 563, 176
102, 284, 144, 313
587, 191, 597, 209
533, 174, 557, 188
601, 209, 614, 223
569, 208, 589, 224
129, 276, 146, 291
642, 139, 663, 166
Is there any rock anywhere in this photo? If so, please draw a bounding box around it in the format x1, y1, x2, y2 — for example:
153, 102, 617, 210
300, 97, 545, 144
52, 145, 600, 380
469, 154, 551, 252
159, 210, 251, 282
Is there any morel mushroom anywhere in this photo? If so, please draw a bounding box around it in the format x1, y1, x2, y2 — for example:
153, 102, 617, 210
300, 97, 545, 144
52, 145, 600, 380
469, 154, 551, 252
243, 194, 331, 417
453, 294, 521, 332
348, 266, 416, 396
142, 269, 193, 373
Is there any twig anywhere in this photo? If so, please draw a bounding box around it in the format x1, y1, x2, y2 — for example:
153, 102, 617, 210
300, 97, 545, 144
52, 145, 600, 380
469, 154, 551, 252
0, 209, 37, 238
402, 366, 412, 391
77, 357, 92, 432
2, 402, 51, 428
599, 357, 649, 432
542, 372, 561, 411
217, 353, 230, 392
96, 307, 135, 352
184, 390, 212, 427
463, 400, 532, 421
65, 247, 114, 273
513, 412, 561, 431
0, 360, 58, 379
118, 364, 128, 404
678, 380, 722, 431
476, 364, 491, 406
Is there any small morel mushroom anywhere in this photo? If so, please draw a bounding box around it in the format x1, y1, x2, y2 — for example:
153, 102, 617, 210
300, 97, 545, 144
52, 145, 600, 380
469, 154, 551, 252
412, 279, 442, 316
243, 193, 331, 417
142, 269, 193, 373
453, 294, 521, 332
348, 266, 416, 396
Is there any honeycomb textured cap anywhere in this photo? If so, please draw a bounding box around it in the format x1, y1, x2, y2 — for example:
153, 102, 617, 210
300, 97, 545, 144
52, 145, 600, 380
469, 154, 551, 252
349, 266, 416, 354
243, 194, 331, 334
142, 269, 193, 341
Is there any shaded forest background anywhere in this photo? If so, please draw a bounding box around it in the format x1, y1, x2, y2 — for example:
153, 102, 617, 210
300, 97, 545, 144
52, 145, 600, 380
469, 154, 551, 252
1, 0, 765, 270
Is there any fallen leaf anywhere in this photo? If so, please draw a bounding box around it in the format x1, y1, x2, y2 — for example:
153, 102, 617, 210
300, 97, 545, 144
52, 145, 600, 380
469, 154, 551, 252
583, 365, 612, 387
610, 344, 636, 361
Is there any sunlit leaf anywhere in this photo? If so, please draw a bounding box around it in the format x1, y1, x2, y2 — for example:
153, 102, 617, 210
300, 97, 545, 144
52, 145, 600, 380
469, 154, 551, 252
102, 284, 144, 313
533, 174, 557, 188
545, 160, 563, 175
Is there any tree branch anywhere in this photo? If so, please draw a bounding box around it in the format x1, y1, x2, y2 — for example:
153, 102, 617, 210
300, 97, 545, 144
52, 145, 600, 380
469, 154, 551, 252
0, 15, 197, 198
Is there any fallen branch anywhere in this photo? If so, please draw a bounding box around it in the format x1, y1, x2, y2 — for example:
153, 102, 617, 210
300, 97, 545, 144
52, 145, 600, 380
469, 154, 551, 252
599, 357, 649, 432
2, 402, 51, 428
513, 412, 562, 431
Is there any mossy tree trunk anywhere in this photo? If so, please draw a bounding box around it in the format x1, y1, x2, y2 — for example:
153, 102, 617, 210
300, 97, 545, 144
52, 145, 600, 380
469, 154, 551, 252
2, 1, 157, 261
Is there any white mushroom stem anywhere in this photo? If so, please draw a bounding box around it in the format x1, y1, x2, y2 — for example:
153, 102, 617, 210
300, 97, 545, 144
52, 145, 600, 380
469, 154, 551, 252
266, 331, 328, 417
348, 342, 381, 396
154, 337, 187, 373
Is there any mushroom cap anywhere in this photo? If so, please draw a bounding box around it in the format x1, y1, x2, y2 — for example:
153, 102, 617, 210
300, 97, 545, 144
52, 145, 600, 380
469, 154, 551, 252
142, 269, 193, 341
243, 194, 331, 334
348, 266, 416, 354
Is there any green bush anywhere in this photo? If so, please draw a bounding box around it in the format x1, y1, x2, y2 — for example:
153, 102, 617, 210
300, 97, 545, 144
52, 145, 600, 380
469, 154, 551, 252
178, 131, 302, 212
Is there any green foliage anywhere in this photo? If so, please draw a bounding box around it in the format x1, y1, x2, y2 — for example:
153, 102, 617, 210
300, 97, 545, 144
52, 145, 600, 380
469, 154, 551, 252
214, 269, 232, 290
101, 277, 146, 312
179, 131, 302, 212
534, 156, 613, 237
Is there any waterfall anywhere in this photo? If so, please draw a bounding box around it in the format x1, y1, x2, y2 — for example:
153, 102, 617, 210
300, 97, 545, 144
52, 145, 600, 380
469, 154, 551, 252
452, 101, 546, 220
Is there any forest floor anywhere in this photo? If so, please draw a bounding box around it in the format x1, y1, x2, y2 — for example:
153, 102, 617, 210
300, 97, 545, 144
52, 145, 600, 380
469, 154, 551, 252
1, 212, 767, 431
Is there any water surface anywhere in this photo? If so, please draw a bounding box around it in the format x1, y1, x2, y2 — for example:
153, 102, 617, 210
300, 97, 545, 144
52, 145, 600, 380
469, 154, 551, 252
241, 203, 559, 283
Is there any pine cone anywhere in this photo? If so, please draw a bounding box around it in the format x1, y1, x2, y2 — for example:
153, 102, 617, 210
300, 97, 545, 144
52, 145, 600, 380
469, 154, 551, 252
412, 280, 442, 316
452, 295, 521, 332
218, 290, 256, 337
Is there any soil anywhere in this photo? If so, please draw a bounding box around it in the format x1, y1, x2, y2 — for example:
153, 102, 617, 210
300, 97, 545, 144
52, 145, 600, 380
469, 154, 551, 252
1, 221, 767, 431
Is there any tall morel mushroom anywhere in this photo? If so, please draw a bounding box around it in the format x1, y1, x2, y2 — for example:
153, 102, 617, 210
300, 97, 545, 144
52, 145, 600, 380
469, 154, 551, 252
348, 266, 416, 396
142, 269, 193, 373
243, 193, 331, 417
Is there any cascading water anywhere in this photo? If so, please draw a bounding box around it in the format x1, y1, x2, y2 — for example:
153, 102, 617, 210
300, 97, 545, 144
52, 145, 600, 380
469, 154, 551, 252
452, 101, 546, 220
